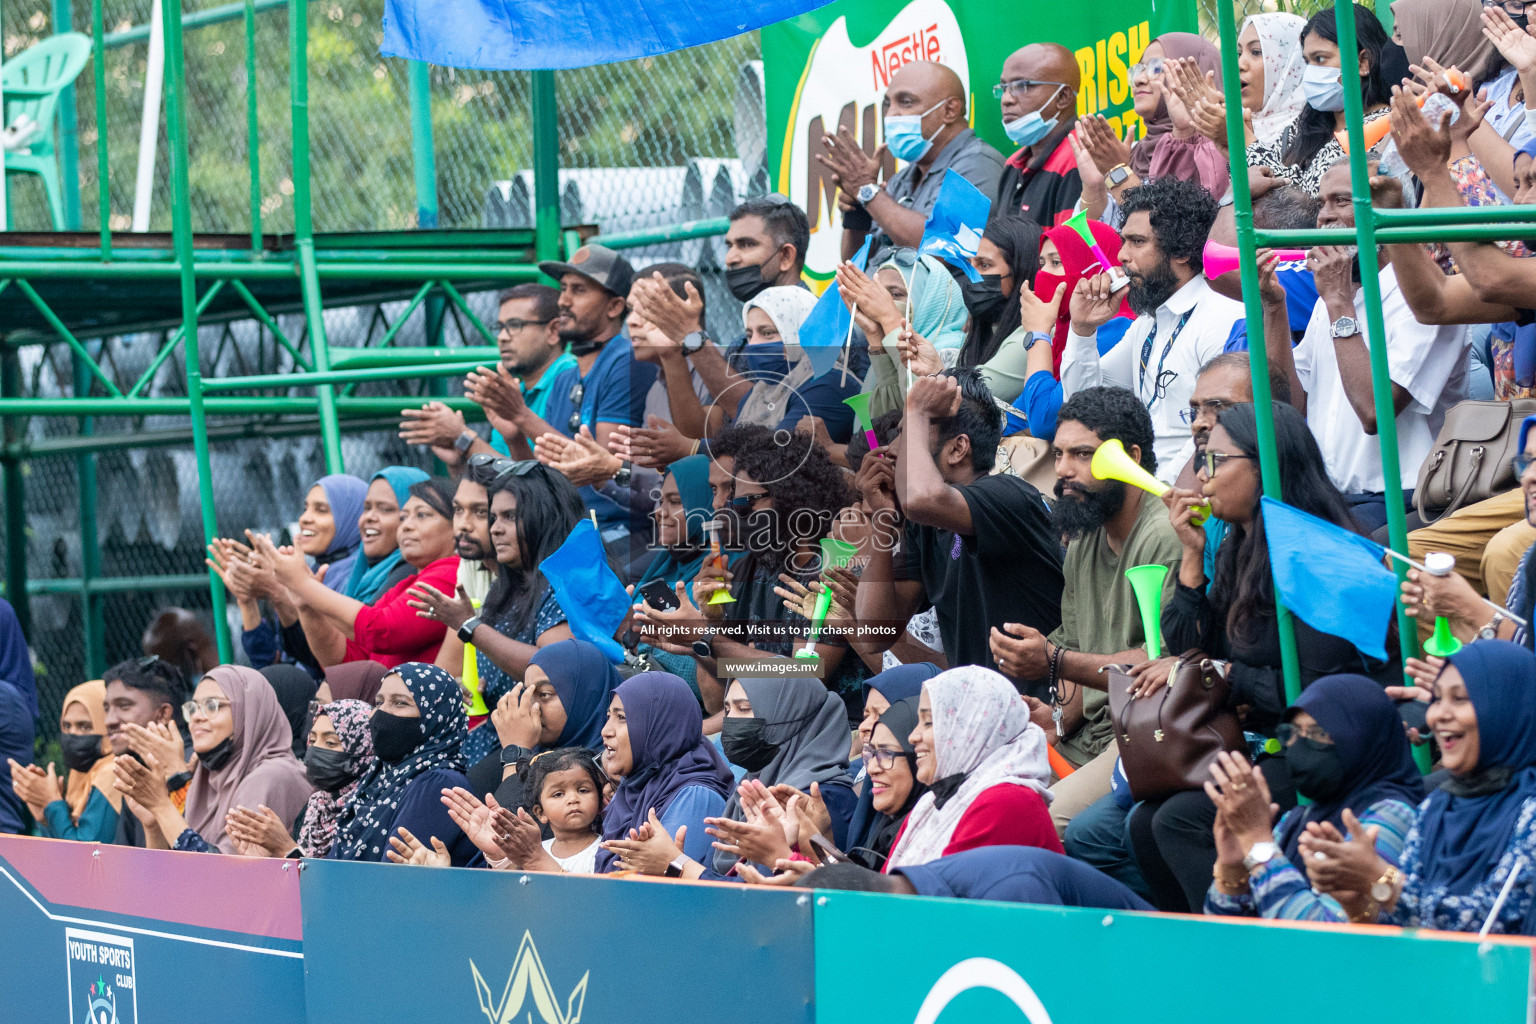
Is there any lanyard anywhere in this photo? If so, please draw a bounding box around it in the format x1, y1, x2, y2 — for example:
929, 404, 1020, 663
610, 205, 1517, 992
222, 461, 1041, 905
1139, 308, 1194, 403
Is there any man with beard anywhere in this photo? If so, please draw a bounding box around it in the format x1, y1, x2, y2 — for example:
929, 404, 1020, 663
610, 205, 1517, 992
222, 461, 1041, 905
1060, 175, 1245, 482
431, 457, 503, 679
989, 386, 1182, 833
397, 282, 574, 462
854, 368, 1063, 683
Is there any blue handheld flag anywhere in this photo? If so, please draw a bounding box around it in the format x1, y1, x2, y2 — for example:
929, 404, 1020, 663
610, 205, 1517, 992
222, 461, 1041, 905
796, 235, 872, 378
918, 171, 992, 283
1261, 496, 1396, 663
539, 519, 630, 663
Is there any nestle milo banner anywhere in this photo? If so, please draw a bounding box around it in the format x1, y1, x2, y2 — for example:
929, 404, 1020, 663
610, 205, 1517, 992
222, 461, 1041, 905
812, 890, 1533, 1023
762, 0, 1195, 281
0, 834, 306, 1024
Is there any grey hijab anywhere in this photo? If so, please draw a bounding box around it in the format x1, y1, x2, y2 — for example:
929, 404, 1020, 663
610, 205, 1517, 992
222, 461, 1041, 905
712, 676, 852, 874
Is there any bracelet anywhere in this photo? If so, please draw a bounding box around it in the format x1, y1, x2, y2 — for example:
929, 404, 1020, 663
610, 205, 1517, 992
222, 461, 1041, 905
690, 438, 701, 456
487, 855, 511, 870
1047, 641, 1065, 695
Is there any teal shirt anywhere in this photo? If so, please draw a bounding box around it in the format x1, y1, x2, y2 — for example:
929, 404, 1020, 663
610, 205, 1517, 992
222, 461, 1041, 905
490, 352, 578, 455
42, 789, 120, 844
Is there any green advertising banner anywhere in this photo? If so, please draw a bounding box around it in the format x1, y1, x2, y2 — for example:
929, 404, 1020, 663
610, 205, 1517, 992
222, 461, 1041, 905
813, 892, 1533, 1022
761, 0, 1196, 282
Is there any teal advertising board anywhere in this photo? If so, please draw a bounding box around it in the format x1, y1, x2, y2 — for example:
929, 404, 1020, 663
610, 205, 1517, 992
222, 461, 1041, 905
812, 890, 1533, 1023
761, 0, 1197, 281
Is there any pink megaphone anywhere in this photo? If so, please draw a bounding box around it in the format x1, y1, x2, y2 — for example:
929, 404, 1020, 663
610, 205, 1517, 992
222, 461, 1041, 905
1202, 239, 1308, 279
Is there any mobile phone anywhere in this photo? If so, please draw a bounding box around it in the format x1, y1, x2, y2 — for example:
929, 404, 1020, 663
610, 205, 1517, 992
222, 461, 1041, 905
1396, 696, 1429, 737
639, 578, 681, 611
808, 833, 847, 865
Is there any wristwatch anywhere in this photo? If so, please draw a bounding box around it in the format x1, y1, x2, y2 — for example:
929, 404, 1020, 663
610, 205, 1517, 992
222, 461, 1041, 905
665, 853, 689, 878
453, 429, 477, 456
856, 182, 882, 205
681, 330, 709, 355
1023, 330, 1052, 351
1369, 864, 1401, 903
457, 615, 484, 643
692, 629, 716, 659
1105, 163, 1132, 188
1242, 841, 1281, 872
1329, 315, 1361, 339
165, 770, 193, 793
613, 461, 633, 488
1480, 612, 1506, 640
499, 744, 532, 766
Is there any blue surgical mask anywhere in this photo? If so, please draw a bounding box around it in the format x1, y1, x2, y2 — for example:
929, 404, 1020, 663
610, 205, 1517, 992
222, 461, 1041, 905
1301, 64, 1345, 113
735, 342, 791, 379
1003, 85, 1064, 147
884, 100, 947, 163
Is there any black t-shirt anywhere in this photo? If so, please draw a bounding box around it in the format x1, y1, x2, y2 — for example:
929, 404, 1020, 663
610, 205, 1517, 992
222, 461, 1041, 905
896, 473, 1064, 693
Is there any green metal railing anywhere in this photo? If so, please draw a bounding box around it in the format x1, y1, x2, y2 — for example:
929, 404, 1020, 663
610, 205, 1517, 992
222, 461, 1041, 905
1216, 1, 1536, 750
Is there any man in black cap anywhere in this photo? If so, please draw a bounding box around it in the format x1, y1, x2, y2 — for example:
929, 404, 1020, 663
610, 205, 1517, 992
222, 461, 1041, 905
535, 243, 658, 556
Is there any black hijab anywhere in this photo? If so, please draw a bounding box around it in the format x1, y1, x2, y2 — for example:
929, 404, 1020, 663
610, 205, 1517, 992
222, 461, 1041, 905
260, 665, 320, 759
854, 697, 928, 868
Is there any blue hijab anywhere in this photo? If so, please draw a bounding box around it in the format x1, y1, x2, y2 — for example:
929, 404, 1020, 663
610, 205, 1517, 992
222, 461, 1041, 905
1417, 642, 1536, 895
313, 474, 367, 595
634, 456, 713, 598
329, 662, 467, 861
529, 639, 619, 752
593, 671, 733, 873
0, 598, 37, 722
343, 466, 428, 604
1275, 674, 1423, 863
849, 662, 942, 847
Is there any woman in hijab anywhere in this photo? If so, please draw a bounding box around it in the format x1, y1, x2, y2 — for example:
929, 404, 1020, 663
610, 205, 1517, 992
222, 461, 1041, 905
330, 662, 477, 864
1246, 5, 1392, 196
630, 456, 713, 698
321, 659, 388, 705
846, 663, 942, 850
1133, 33, 1230, 200
730, 286, 826, 430
850, 697, 928, 869
8, 680, 121, 843
1297, 643, 1536, 933
1240, 13, 1309, 149
1204, 674, 1423, 920
594, 671, 735, 873
223, 697, 377, 859
847, 250, 970, 418
707, 676, 856, 878
885, 666, 1060, 870
470, 638, 620, 801
113, 665, 313, 854
235, 473, 368, 674
260, 665, 319, 759
346, 467, 430, 603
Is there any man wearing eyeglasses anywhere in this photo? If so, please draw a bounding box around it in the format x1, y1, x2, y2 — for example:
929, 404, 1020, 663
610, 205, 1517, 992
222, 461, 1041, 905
993, 43, 1084, 228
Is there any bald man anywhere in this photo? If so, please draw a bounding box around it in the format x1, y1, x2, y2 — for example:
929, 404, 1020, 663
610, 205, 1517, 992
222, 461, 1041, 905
818, 60, 1004, 259
994, 43, 1083, 227
142, 607, 218, 685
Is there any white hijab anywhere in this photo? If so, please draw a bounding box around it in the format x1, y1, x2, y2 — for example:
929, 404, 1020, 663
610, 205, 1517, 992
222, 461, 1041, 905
1245, 13, 1308, 147
885, 666, 1052, 870
734, 286, 821, 428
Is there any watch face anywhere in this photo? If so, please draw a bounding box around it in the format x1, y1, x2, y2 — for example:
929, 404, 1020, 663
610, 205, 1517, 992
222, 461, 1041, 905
1370, 881, 1393, 902
692, 639, 712, 658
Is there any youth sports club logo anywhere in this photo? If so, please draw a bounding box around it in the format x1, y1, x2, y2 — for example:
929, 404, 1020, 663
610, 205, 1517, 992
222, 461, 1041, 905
470, 930, 589, 1024
65, 928, 138, 1024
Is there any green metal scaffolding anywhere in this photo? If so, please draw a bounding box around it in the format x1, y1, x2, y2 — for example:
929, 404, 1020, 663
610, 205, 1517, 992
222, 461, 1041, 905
0, 0, 728, 672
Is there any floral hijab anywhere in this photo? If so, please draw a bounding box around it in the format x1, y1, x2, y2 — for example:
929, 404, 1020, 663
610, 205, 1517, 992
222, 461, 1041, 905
1244, 13, 1308, 147
885, 666, 1051, 869
329, 663, 466, 861
296, 699, 376, 858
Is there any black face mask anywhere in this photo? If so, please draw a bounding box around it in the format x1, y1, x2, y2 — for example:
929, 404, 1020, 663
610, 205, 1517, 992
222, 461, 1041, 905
198, 736, 236, 773
726, 263, 774, 302
1284, 737, 1349, 803
60, 733, 105, 773
721, 716, 779, 772
960, 275, 1008, 321
1378, 41, 1412, 90
369, 711, 424, 765
304, 746, 358, 793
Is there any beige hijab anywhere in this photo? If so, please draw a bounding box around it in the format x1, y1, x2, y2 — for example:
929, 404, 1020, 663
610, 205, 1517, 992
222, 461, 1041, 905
1393, 0, 1499, 84
60, 680, 120, 821
183, 665, 314, 853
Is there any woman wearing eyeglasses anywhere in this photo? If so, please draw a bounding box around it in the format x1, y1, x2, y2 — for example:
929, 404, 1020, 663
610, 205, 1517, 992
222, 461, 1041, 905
112, 665, 313, 854
1123, 401, 1397, 911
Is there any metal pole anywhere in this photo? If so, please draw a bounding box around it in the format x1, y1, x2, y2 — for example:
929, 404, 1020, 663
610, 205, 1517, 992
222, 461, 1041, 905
71, 352, 104, 677
1332, 0, 1419, 673
132, 0, 166, 232
52, 0, 82, 230
408, 61, 439, 230
162, 0, 231, 661
289, 0, 343, 472
531, 69, 560, 263
0, 349, 28, 637
91, 0, 111, 256
245, 0, 262, 251
1215, 0, 1302, 705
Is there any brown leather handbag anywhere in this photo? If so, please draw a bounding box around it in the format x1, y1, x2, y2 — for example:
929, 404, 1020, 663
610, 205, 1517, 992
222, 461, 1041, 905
1106, 651, 1246, 802
1415, 399, 1536, 524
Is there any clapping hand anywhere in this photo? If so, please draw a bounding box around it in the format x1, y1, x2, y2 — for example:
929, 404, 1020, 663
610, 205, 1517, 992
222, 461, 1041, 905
406, 582, 476, 632
601, 807, 688, 875
386, 826, 451, 867
1075, 115, 1133, 175
7, 759, 61, 820
534, 426, 622, 487
225, 804, 299, 858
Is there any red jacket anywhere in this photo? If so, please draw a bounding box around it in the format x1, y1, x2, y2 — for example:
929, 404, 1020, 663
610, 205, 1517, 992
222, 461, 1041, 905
343, 556, 457, 668
886, 783, 1063, 870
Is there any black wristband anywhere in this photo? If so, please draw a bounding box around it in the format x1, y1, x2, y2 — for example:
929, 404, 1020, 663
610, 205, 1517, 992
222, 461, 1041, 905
165, 771, 193, 793
842, 206, 873, 232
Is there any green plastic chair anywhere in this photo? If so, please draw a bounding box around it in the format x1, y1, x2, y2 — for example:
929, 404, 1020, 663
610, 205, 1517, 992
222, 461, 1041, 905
2, 32, 91, 229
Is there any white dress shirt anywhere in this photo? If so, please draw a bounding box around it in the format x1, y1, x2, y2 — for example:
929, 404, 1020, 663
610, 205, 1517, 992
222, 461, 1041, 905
1294, 263, 1468, 495
1060, 275, 1244, 482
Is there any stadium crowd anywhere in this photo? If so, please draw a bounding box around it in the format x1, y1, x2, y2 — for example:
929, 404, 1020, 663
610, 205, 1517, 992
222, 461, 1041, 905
8, 0, 1536, 931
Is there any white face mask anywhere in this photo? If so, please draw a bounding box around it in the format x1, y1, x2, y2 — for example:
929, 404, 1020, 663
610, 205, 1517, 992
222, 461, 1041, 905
1301, 64, 1345, 113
